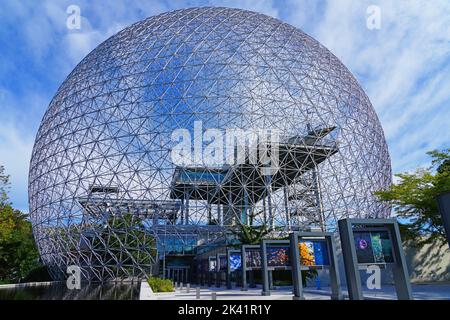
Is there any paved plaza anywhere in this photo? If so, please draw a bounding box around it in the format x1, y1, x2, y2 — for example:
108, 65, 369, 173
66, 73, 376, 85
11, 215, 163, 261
149, 283, 450, 300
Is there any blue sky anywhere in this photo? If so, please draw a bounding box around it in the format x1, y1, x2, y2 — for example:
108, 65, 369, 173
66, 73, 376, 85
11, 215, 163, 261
1, 0, 450, 212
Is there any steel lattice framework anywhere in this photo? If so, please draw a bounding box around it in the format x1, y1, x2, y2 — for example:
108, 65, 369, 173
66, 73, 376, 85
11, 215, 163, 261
28, 7, 391, 282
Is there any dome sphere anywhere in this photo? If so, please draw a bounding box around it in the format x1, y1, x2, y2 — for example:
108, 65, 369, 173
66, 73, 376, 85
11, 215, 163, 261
29, 7, 391, 281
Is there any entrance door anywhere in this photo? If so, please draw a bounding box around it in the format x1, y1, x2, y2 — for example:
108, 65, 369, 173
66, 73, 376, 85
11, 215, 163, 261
166, 267, 190, 283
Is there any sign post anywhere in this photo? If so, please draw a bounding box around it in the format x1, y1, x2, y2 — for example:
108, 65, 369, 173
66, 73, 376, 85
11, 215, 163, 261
208, 256, 217, 287
226, 249, 241, 289
338, 218, 412, 300
261, 240, 291, 296
216, 253, 227, 288
289, 231, 342, 300
241, 245, 260, 291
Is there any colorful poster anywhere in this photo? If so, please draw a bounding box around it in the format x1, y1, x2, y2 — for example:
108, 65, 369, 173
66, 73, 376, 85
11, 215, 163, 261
266, 246, 290, 267
313, 241, 329, 265
229, 253, 242, 271
376, 231, 394, 263
299, 241, 315, 266
353, 231, 394, 264
298, 240, 329, 266
245, 249, 261, 269
371, 233, 384, 263
354, 232, 374, 263
209, 258, 217, 272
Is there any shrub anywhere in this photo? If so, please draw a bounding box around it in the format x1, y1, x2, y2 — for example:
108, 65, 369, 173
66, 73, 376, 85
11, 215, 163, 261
147, 277, 174, 293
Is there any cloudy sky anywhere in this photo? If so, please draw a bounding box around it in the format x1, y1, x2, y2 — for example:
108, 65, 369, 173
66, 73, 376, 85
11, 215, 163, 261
1, 0, 449, 212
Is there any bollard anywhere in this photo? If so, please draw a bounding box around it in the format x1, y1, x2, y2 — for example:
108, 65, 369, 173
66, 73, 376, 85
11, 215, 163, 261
175, 282, 178, 290
180, 282, 183, 290
196, 287, 200, 299
187, 283, 190, 293
211, 292, 217, 300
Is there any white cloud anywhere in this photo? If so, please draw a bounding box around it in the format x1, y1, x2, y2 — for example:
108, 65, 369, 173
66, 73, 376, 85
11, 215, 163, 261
0, 124, 33, 212
0, 90, 42, 212
209, 0, 278, 17
284, 0, 450, 174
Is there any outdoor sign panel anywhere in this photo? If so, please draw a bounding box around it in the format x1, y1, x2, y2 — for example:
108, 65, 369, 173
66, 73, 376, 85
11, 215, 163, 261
290, 232, 343, 300
339, 219, 412, 300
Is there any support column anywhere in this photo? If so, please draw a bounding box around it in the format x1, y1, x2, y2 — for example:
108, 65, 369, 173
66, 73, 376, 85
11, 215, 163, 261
241, 246, 248, 291
249, 270, 255, 288
226, 250, 232, 289
180, 198, 184, 225
283, 187, 291, 231
208, 204, 212, 225
312, 168, 325, 231
185, 193, 190, 225
263, 197, 267, 224
268, 271, 273, 290
162, 248, 166, 279
218, 204, 223, 226
338, 219, 363, 300
264, 174, 274, 230
290, 232, 304, 300
261, 241, 270, 296
390, 223, 413, 300
243, 188, 249, 225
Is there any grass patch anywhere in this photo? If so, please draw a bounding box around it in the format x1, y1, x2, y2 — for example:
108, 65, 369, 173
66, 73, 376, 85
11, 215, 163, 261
147, 277, 174, 293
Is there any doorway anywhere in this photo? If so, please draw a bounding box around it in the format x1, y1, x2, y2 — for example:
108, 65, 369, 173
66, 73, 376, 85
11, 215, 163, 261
166, 266, 190, 283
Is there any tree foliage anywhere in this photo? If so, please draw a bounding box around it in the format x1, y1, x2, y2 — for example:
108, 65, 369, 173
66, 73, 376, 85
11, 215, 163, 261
230, 209, 271, 245
0, 165, 41, 283
0, 204, 40, 283
0, 165, 10, 205
375, 148, 450, 246
232, 224, 271, 245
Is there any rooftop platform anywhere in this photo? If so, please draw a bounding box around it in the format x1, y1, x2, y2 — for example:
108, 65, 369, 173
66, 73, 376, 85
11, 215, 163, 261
169, 127, 338, 205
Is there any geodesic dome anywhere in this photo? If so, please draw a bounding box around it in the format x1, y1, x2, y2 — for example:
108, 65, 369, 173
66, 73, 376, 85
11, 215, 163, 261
28, 7, 391, 281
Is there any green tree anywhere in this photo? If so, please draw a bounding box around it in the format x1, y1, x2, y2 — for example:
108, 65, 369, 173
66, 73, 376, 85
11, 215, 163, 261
0, 165, 10, 205
232, 223, 271, 245
230, 209, 271, 245
0, 205, 40, 283
375, 148, 450, 246
0, 165, 41, 283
